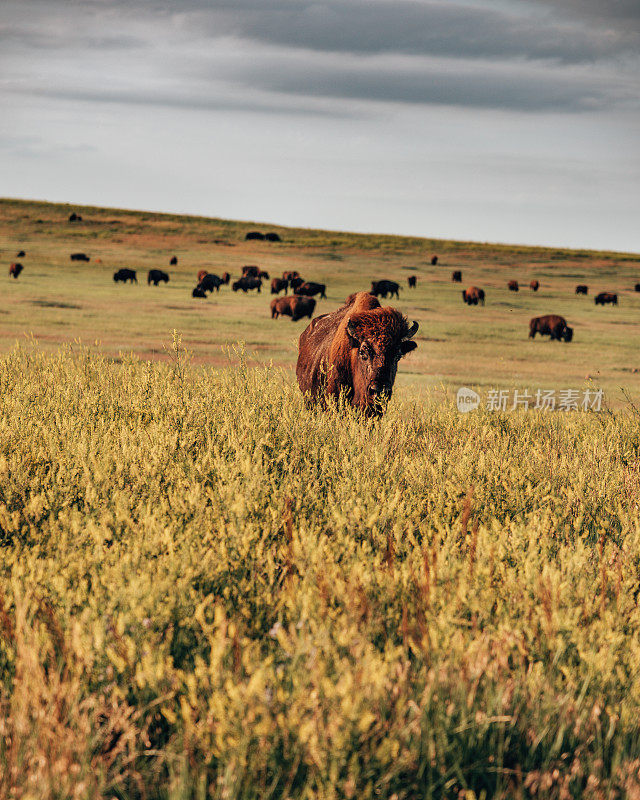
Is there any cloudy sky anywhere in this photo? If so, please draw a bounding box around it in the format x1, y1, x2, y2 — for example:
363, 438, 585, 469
2, 0, 639, 251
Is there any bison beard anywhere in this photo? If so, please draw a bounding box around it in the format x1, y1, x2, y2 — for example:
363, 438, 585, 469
296, 292, 418, 417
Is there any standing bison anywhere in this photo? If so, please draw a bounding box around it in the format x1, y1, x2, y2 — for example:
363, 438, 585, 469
529, 315, 573, 342
431, 256, 438, 265
70, 253, 90, 262
170, 256, 178, 266
296, 292, 418, 417
271, 277, 288, 294
242, 265, 261, 278
148, 269, 169, 286
508, 281, 519, 292
198, 274, 224, 293
245, 231, 264, 241
462, 287, 485, 306
296, 281, 326, 299
265, 232, 281, 242
16, 250, 26, 258
576, 285, 588, 295
407, 276, 417, 288
232, 277, 262, 293
595, 293, 617, 306
530, 280, 540, 291
113, 269, 137, 283
451, 271, 462, 283
9, 262, 23, 279
271, 295, 316, 321
371, 280, 400, 299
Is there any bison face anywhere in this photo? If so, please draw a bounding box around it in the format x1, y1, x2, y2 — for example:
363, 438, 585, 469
563, 326, 574, 342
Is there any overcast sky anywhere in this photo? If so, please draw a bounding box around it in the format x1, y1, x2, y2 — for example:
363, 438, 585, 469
1, 0, 639, 251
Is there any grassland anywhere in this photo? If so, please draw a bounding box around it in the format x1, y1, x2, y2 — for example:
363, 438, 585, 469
1, 198, 639, 403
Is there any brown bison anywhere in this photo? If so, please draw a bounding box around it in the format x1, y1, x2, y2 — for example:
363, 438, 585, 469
113, 268, 137, 283
462, 287, 485, 306
199, 273, 224, 293
70, 252, 90, 262
371, 280, 400, 299
529, 314, 573, 342
221, 272, 231, 284
9, 262, 23, 279
170, 256, 178, 266
242, 265, 260, 278
575, 284, 588, 295
271, 277, 288, 294
271, 295, 316, 321
407, 275, 417, 288
297, 281, 326, 299
431, 256, 438, 265
451, 271, 462, 283
232, 277, 262, 293
296, 292, 418, 417
283, 270, 300, 281
595, 292, 617, 306
530, 280, 540, 291
148, 269, 169, 286
508, 280, 519, 292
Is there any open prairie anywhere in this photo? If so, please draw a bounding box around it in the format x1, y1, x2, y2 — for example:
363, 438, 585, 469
1, 198, 639, 402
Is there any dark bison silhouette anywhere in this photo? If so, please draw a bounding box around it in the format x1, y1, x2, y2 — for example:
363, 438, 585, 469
265, 232, 281, 242
371, 280, 400, 299
245, 231, 264, 241
297, 281, 326, 299
529, 314, 573, 342
199, 273, 224, 293
575, 285, 588, 295
232, 277, 262, 293
407, 276, 417, 288
283, 270, 300, 281
114, 269, 137, 283
242, 265, 261, 278
595, 292, 617, 306
635, 284, 640, 292
289, 276, 304, 291
452, 271, 462, 283
9, 262, 23, 279
70, 253, 90, 262
530, 280, 540, 291
16, 250, 26, 258
170, 256, 178, 266
192, 286, 207, 298
296, 292, 418, 417
462, 287, 485, 306
271, 277, 288, 295
431, 256, 438, 265
508, 280, 519, 292
68, 212, 83, 222
271, 295, 316, 321
148, 269, 169, 286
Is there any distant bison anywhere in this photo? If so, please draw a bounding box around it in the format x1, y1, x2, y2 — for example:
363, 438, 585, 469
271, 295, 316, 321
9, 262, 23, 279
462, 287, 485, 306
371, 280, 400, 299
70, 252, 90, 262
431, 256, 438, 265
16, 250, 26, 258
258, 270, 270, 280
452, 271, 462, 283
192, 286, 207, 298
296, 291, 418, 417
283, 270, 300, 281
407, 275, 417, 288
242, 265, 260, 278
508, 280, 519, 292
529, 314, 573, 342
114, 268, 137, 283
575, 284, 588, 295
245, 231, 264, 241
635, 284, 640, 293
530, 280, 540, 291
232, 277, 262, 293
68, 212, 83, 222
170, 256, 178, 266
271, 277, 288, 295
297, 281, 326, 299
148, 269, 169, 286
265, 232, 281, 242
595, 292, 617, 306
199, 273, 224, 293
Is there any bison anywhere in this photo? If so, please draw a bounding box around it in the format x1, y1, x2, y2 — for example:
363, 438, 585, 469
271, 277, 288, 295
148, 269, 169, 286
371, 280, 400, 299
68, 212, 82, 222
289, 276, 304, 291
296, 292, 418, 417
271, 295, 316, 321
245, 231, 264, 241
462, 287, 485, 306
297, 281, 326, 299
431, 256, 438, 265
232, 277, 262, 293
575, 285, 588, 295
407, 276, 417, 288
265, 232, 281, 242
529, 314, 573, 342
452, 271, 462, 283
199, 273, 224, 293
530, 280, 540, 291
113, 268, 137, 283
595, 292, 617, 306
508, 280, 519, 292
258, 270, 270, 280
242, 265, 260, 278
283, 270, 300, 281
16, 250, 26, 258
170, 256, 178, 266
192, 286, 207, 298
9, 262, 23, 279
70, 253, 90, 262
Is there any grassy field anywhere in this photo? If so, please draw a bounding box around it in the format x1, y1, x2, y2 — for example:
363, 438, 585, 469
1, 198, 639, 403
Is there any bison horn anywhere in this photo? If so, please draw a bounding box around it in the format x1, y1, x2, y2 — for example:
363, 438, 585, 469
404, 321, 419, 339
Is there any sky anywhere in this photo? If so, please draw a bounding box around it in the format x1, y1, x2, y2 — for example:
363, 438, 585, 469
1, 0, 639, 251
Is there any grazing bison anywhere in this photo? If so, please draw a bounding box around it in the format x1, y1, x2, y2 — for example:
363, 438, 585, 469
431, 256, 438, 265
68, 212, 82, 222
575, 284, 588, 295
452, 271, 462, 283
170, 256, 178, 266
232, 277, 262, 293
245, 231, 264, 241
242, 265, 261, 278
408, 276, 417, 288
192, 286, 207, 298
221, 272, 231, 284
9, 262, 23, 279
271, 295, 316, 321
283, 270, 300, 281
529, 314, 573, 342
199, 273, 224, 293
595, 292, 617, 306
296, 292, 418, 417
508, 280, 519, 292
462, 287, 485, 306
265, 232, 281, 242
70, 252, 90, 262
297, 281, 327, 299
16, 250, 26, 258
271, 277, 288, 295
148, 269, 169, 286
371, 280, 400, 299
113, 268, 137, 283
258, 270, 270, 280
530, 280, 540, 291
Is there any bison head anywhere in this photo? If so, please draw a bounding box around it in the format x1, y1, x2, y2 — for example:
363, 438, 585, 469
563, 326, 574, 342
345, 310, 418, 412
